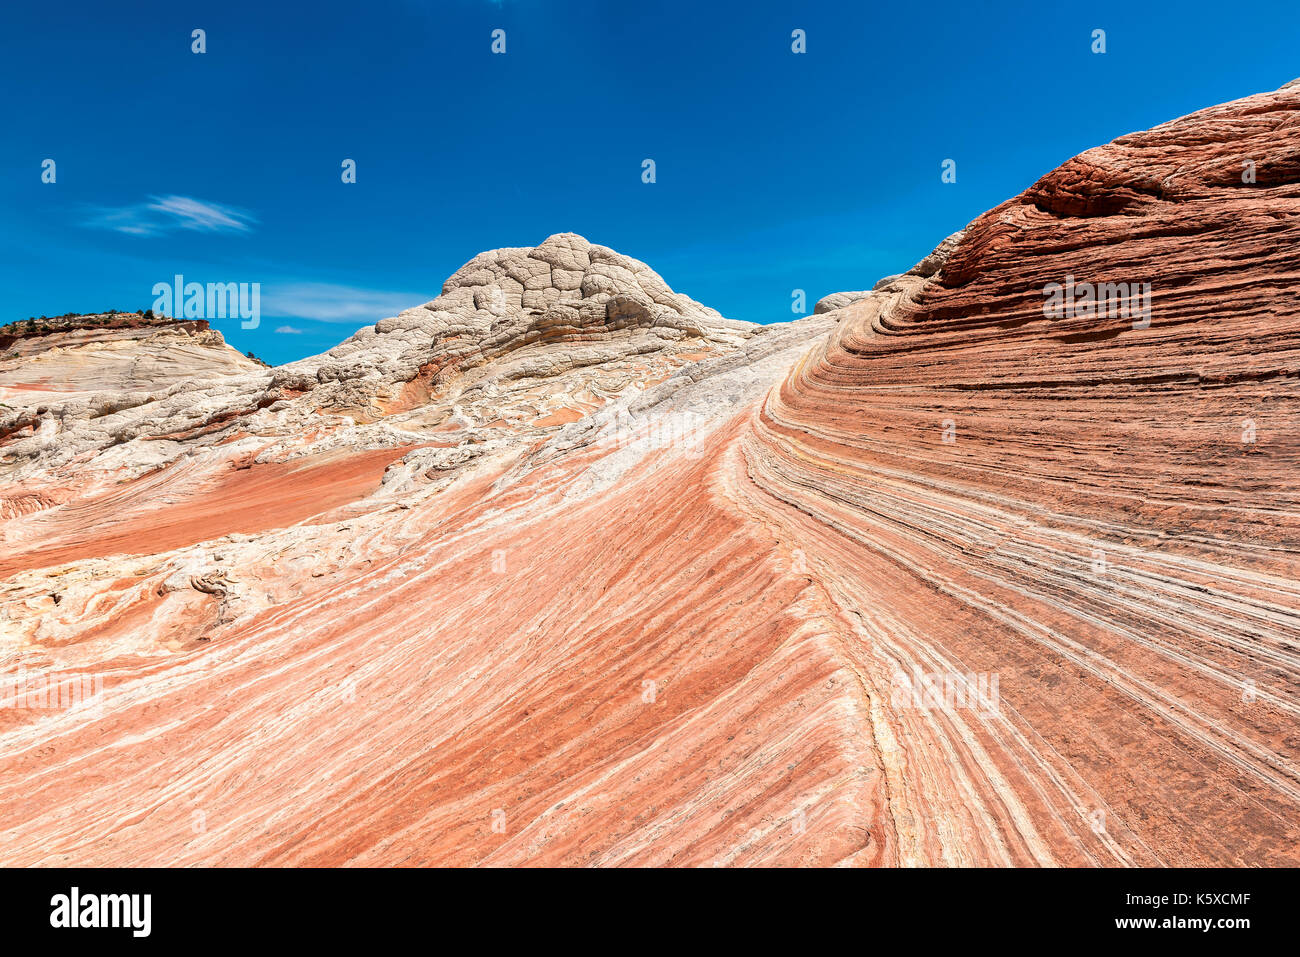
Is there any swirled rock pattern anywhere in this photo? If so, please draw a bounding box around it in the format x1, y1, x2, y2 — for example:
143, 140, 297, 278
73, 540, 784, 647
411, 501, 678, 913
1, 86, 1298, 867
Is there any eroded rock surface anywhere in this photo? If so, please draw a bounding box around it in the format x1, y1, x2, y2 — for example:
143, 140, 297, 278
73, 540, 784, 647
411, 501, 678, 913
2, 86, 1299, 867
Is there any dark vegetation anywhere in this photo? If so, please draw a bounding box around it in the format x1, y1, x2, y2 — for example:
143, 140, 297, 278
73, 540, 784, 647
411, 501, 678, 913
0, 310, 198, 342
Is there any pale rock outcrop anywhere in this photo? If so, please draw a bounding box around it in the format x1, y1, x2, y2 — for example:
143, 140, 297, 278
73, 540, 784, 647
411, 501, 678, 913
0, 234, 757, 488
278, 232, 752, 399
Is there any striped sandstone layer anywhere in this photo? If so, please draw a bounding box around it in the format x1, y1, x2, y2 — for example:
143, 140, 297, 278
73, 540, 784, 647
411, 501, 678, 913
0, 87, 1297, 866
742, 82, 1300, 864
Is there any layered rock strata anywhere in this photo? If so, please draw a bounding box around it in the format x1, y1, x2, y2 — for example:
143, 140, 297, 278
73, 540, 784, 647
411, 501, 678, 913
1, 86, 1298, 866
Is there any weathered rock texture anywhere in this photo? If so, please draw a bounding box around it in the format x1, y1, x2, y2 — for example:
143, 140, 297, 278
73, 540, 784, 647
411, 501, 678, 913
2, 86, 1299, 867
0, 314, 261, 413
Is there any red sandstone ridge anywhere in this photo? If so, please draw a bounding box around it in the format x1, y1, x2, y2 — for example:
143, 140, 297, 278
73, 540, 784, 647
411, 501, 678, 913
2, 87, 1299, 867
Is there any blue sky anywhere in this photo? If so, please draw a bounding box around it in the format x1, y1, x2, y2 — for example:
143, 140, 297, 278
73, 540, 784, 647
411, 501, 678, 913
2, 0, 1297, 364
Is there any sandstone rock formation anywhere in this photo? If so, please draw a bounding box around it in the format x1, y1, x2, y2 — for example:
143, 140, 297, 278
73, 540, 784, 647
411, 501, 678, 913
0, 313, 262, 435
1, 85, 1298, 867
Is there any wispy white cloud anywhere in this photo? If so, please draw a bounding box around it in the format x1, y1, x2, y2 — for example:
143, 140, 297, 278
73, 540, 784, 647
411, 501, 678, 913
84, 195, 256, 236
146, 196, 253, 232
274, 325, 305, 334
262, 282, 429, 323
